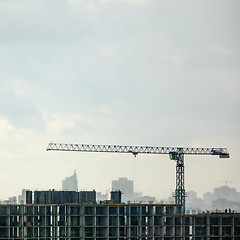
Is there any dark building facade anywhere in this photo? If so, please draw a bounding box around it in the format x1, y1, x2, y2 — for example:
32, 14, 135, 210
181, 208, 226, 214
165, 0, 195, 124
27, 190, 96, 205
111, 191, 122, 204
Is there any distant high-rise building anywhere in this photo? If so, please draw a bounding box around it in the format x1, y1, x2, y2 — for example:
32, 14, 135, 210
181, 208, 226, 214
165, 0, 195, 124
96, 192, 108, 202
18, 189, 28, 204
112, 177, 133, 202
213, 185, 240, 202
62, 170, 78, 191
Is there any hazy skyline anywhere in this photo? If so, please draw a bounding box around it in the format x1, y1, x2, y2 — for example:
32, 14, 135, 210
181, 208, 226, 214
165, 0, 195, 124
0, 0, 239, 200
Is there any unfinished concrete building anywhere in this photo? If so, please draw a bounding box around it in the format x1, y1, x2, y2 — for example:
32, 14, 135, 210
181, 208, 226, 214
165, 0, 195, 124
0, 203, 239, 239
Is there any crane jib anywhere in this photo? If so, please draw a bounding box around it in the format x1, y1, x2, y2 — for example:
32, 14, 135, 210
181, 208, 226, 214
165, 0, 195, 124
46, 143, 229, 158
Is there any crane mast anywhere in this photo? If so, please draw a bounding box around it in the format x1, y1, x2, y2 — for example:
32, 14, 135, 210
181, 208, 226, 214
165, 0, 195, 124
47, 143, 229, 213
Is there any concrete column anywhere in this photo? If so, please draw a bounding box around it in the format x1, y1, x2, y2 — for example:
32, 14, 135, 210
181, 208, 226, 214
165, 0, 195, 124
206, 215, 210, 240
219, 216, 222, 240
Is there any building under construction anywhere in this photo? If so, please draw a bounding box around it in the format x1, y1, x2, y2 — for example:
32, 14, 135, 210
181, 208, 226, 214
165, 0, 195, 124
0, 190, 239, 239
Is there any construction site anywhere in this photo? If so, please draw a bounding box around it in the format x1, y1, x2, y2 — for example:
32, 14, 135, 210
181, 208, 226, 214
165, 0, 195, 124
1, 143, 238, 239
0, 191, 240, 239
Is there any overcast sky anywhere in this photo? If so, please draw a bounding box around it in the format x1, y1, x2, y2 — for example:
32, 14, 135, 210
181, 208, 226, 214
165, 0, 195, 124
0, 0, 239, 201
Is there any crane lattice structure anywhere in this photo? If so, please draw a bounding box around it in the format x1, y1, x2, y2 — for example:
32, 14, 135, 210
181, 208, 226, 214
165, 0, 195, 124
47, 143, 229, 213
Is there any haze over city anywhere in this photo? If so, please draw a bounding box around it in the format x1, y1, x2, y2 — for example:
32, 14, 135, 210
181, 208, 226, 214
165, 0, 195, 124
0, 0, 239, 202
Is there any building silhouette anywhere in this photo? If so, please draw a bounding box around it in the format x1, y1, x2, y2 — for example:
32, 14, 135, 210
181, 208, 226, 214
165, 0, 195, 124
112, 177, 156, 203
62, 170, 78, 191
112, 177, 134, 202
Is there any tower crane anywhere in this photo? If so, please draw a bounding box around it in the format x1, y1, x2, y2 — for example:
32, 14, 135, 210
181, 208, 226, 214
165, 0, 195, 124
46, 143, 229, 213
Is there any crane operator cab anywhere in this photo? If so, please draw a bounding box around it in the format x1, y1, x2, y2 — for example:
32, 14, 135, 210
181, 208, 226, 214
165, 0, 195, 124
169, 151, 178, 160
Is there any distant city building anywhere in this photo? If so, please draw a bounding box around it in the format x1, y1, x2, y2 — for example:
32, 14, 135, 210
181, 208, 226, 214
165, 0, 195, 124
8, 196, 17, 204
203, 191, 213, 204
112, 177, 156, 203
18, 189, 28, 204
62, 170, 78, 191
185, 190, 203, 212
96, 192, 108, 202
212, 185, 240, 202
112, 177, 134, 202
185, 186, 240, 212
138, 195, 156, 203
210, 186, 240, 211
